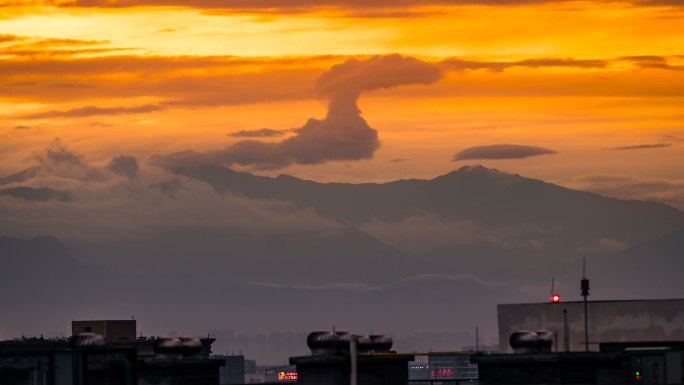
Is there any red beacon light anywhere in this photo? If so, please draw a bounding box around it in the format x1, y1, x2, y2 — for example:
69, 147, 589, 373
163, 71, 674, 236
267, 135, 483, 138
551, 293, 561, 303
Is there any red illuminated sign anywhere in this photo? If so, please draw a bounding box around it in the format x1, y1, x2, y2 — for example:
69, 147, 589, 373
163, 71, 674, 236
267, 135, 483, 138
278, 372, 298, 381
430, 368, 454, 378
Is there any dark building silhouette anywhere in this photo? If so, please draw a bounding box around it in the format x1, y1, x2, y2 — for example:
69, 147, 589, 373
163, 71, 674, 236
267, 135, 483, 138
0, 335, 138, 385
474, 351, 626, 385
476, 299, 684, 385
498, 299, 684, 353
72, 320, 137, 343
139, 336, 223, 385
290, 331, 414, 385
473, 340, 684, 385
0, 320, 223, 385
214, 354, 245, 384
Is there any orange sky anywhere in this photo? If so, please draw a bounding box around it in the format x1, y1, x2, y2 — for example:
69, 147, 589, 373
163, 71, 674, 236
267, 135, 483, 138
1, 0, 683, 206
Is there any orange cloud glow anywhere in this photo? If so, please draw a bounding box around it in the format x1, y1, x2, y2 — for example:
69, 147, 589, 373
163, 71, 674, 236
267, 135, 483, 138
0, 0, 682, 203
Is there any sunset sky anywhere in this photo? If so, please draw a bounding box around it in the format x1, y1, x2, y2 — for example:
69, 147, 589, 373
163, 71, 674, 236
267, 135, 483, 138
1, 0, 683, 207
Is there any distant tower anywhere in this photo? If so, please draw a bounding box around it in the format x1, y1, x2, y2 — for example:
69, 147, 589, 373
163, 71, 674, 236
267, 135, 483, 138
581, 258, 590, 351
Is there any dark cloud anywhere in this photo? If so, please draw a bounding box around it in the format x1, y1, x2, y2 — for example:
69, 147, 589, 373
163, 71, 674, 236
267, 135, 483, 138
31, 138, 106, 181
453, 144, 557, 161
20, 104, 164, 119
441, 59, 509, 72
389, 158, 409, 163
109, 155, 139, 179
442, 57, 609, 72
154, 55, 442, 170
150, 178, 183, 197
619, 56, 684, 71
0, 186, 71, 202
0, 167, 40, 185
610, 143, 673, 150
13, 125, 31, 130
89, 122, 115, 127
515, 58, 609, 68
228, 128, 287, 138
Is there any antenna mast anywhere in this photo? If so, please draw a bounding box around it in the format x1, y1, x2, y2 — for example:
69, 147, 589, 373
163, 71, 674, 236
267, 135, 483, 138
581, 257, 590, 351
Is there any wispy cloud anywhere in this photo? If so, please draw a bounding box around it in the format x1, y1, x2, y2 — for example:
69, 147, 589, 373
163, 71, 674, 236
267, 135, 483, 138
453, 144, 557, 161
662, 135, 684, 142
20, 104, 164, 119
228, 128, 288, 138
620, 56, 684, 71
610, 143, 672, 150
442, 57, 609, 72
0, 35, 131, 58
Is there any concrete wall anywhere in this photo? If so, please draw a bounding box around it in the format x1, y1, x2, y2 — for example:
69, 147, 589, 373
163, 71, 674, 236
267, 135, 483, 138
498, 299, 684, 353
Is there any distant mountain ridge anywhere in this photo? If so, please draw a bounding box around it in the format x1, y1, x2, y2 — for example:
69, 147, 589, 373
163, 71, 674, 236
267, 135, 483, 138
170, 165, 684, 250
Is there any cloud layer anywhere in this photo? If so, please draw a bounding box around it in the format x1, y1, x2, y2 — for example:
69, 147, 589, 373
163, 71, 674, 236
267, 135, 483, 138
560, 174, 684, 210
0, 140, 344, 242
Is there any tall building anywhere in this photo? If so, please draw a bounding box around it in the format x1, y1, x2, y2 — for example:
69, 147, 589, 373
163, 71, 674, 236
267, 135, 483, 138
214, 354, 245, 384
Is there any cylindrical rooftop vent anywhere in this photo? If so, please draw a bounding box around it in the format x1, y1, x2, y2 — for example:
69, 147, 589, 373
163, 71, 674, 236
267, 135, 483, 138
70, 333, 106, 349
